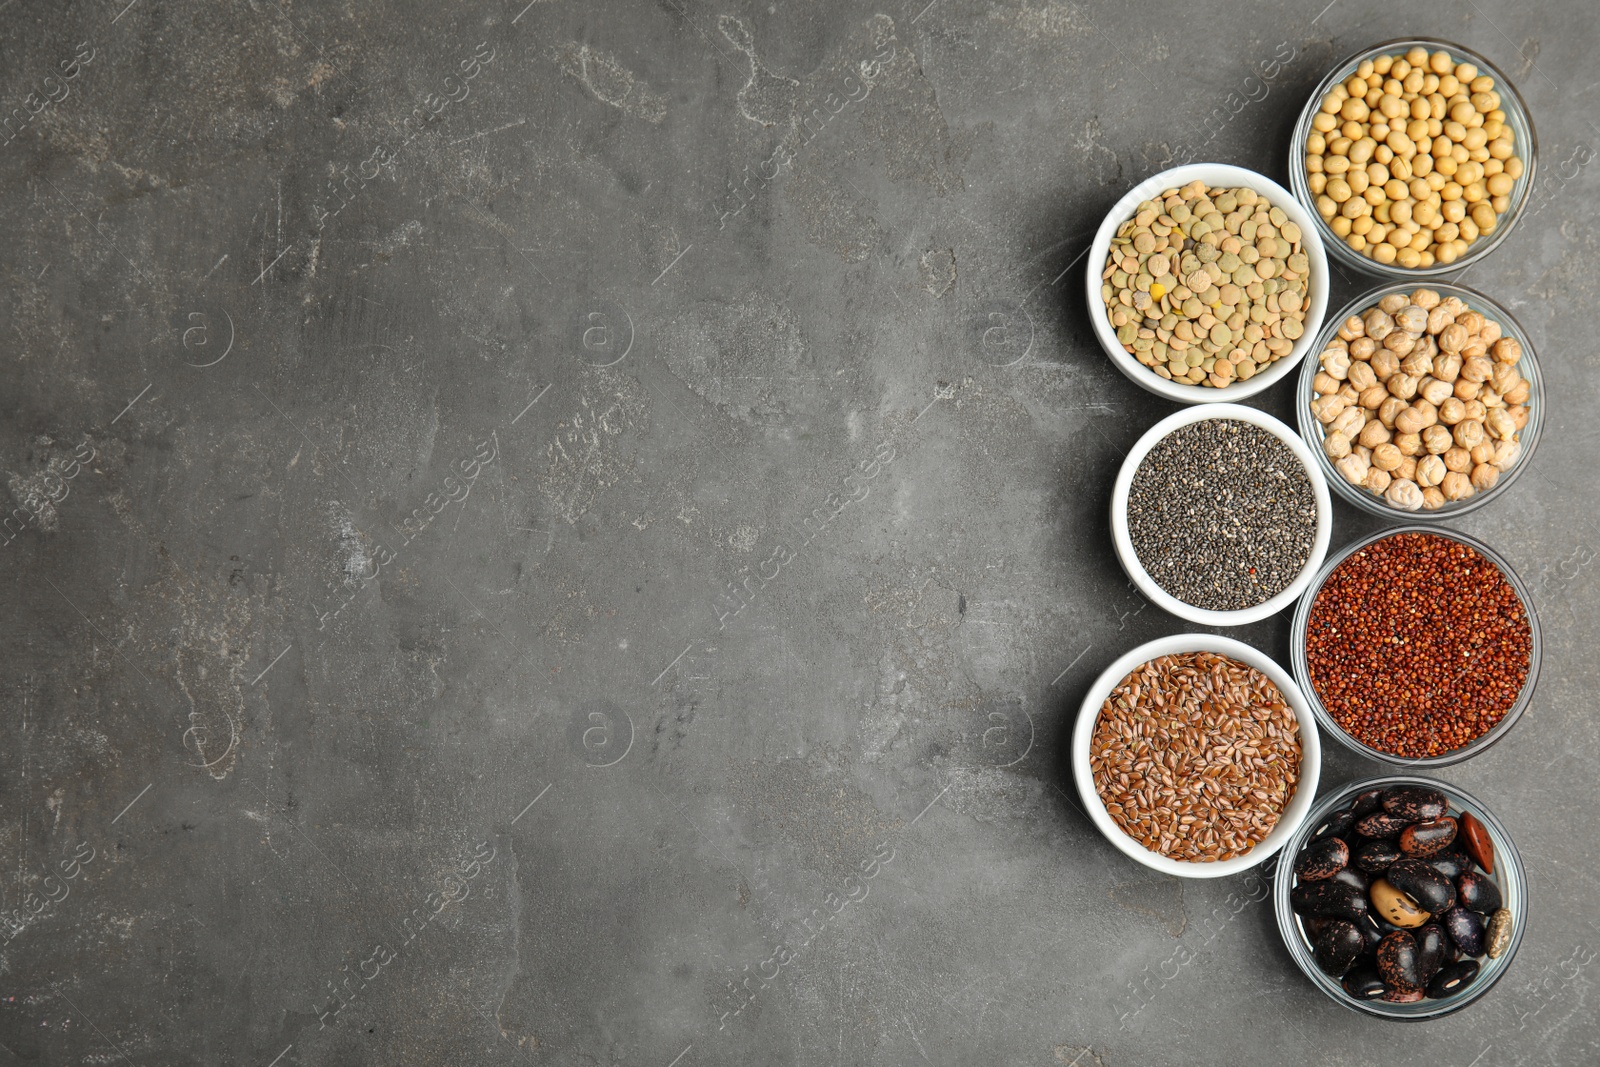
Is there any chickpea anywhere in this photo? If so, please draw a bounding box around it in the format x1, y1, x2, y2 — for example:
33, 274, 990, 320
1350, 337, 1378, 360
1331, 406, 1367, 440
1312, 394, 1347, 423
1348, 361, 1378, 391
1377, 396, 1407, 428
1337, 452, 1370, 484
1453, 419, 1485, 449
1323, 430, 1352, 460
1454, 377, 1481, 401
1365, 467, 1393, 493
1315, 371, 1342, 395
1422, 424, 1454, 454
1394, 304, 1429, 333
1385, 478, 1424, 510
1385, 331, 1418, 357
1479, 386, 1503, 409
1371, 350, 1401, 379
1416, 454, 1447, 487
1360, 384, 1390, 410
1470, 441, 1496, 466
1443, 446, 1473, 473
1363, 309, 1395, 340
1387, 373, 1421, 400
1427, 307, 1456, 335
1395, 406, 1427, 434
1493, 439, 1521, 469
1487, 362, 1518, 396
1423, 486, 1446, 510
1322, 348, 1353, 379
1338, 315, 1366, 342
1503, 378, 1530, 405
1432, 352, 1463, 383
1438, 323, 1469, 353
1512, 404, 1529, 429
1418, 376, 1453, 405
1470, 463, 1499, 492
1372, 443, 1403, 471
1400, 349, 1434, 376
1378, 292, 1409, 314
1396, 455, 1419, 481
1464, 398, 1488, 422
1359, 419, 1393, 449
1395, 431, 1424, 457
1485, 407, 1517, 440
1441, 471, 1473, 500
1492, 336, 1522, 364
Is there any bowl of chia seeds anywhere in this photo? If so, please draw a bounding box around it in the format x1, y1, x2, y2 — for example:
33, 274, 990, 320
1111, 404, 1333, 626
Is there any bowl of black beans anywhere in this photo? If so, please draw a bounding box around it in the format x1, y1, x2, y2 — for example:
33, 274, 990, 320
1273, 775, 1525, 1018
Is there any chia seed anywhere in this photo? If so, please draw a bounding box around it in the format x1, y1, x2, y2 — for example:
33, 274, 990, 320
1127, 418, 1318, 611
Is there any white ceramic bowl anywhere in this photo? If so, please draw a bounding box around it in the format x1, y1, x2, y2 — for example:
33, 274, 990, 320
1072, 634, 1322, 879
1111, 403, 1332, 627
1086, 163, 1330, 404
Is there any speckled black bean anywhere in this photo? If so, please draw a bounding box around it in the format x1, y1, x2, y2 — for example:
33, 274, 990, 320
1415, 924, 1451, 981
1387, 859, 1457, 915
1427, 959, 1481, 998
1443, 906, 1486, 957
1353, 911, 1386, 950
1354, 838, 1403, 873
1376, 931, 1423, 991
1382, 786, 1448, 821
1310, 807, 1357, 843
1458, 870, 1503, 914
1399, 816, 1458, 859
1342, 967, 1387, 1000
1314, 920, 1366, 977
1350, 787, 1387, 818
1295, 837, 1350, 881
1356, 812, 1413, 839
1291, 880, 1369, 922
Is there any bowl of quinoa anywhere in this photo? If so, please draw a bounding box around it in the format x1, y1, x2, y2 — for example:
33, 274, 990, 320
1291, 526, 1538, 766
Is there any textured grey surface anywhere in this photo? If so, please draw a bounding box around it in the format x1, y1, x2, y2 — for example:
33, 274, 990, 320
2, 1, 1596, 1065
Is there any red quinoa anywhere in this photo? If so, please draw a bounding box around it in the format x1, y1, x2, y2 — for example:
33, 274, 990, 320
1305, 531, 1531, 759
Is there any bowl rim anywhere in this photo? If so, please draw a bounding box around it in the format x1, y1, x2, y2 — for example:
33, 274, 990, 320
1272, 772, 1528, 1019
1295, 279, 1544, 520
1287, 36, 1540, 280
1290, 523, 1542, 767
1111, 403, 1334, 626
1085, 162, 1331, 404
1072, 633, 1323, 879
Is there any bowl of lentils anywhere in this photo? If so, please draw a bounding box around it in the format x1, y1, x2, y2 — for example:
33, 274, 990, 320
1290, 39, 1537, 277
1112, 404, 1333, 626
1298, 281, 1542, 517
1291, 526, 1540, 767
1074, 634, 1322, 878
1087, 162, 1330, 402
1274, 774, 1526, 1018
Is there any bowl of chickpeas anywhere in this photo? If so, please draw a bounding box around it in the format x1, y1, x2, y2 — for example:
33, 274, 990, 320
1289, 40, 1537, 277
1296, 281, 1542, 518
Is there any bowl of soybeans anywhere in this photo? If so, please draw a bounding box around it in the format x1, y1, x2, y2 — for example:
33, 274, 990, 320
1290, 40, 1537, 277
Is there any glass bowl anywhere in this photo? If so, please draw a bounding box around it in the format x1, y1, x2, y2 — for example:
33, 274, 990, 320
1274, 774, 1527, 1019
1289, 38, 1538, 279
1290, 524, 1541, 768
1296, 281, 1542, 520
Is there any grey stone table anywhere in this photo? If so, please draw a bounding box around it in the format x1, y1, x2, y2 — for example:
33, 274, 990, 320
2, 1, 1595, 1064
